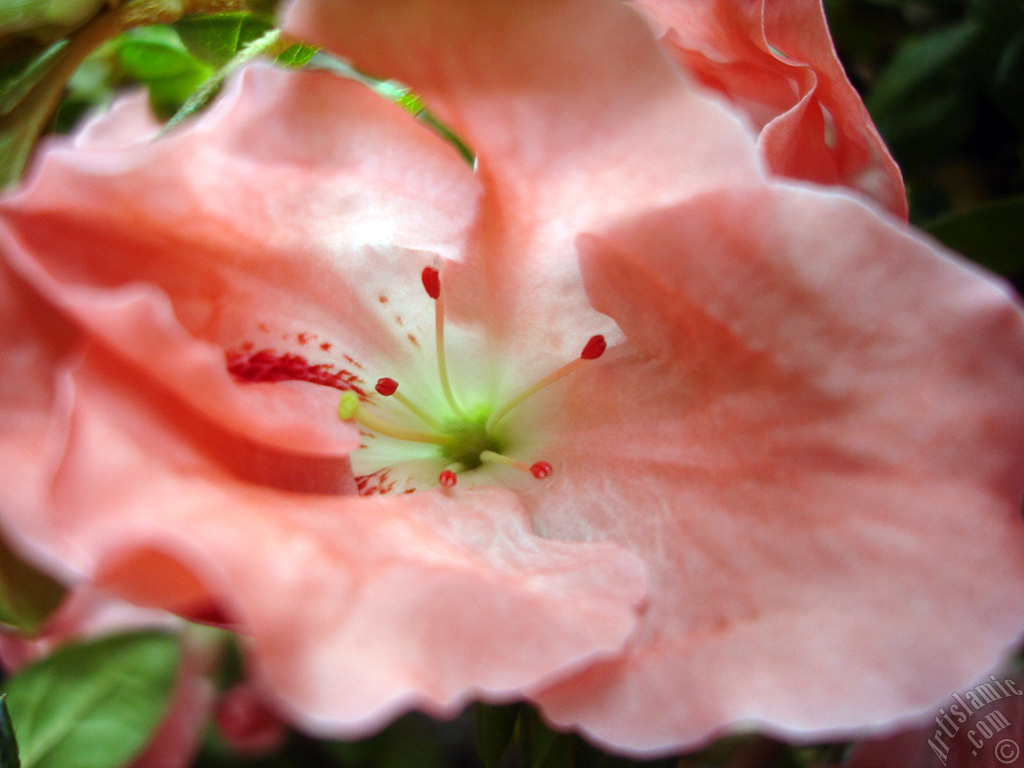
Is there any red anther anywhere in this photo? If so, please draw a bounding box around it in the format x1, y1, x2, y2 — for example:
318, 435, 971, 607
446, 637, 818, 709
439, 469, 457, 487
530, 461, 553, 479
421, 266, 441, 299
372, 378, 395, 397
375, 377, 399, 396
580, 335, 606, 360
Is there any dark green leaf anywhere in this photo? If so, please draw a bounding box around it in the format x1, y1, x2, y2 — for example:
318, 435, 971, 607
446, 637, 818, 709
321, 713, 455, 768
521, 708, 573, 768
173, 12, 274, 68
0, 696, 19, 768
875, 86, 974, 168
0, 47, 70, 187
0, 40, 67, 115
925, 195, 1024, 274
54, 48, 116, 133
473, 703, 520, 768
0, 8, 123, 186
991, 28, 1024, 132
867, 21, 981, 117
3, 631, 181, 768
213, 631, 245, 691
0, 534, 65, 634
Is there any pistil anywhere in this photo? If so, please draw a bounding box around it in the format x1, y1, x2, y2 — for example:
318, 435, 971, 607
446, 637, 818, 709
422, 266, 466, 419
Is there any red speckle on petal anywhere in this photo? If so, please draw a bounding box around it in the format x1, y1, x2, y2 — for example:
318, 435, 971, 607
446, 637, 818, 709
378, 295, 388, 304
439, 470, 457, 487
376, 378, 399, 396
530, 461, 553, 479
226, 349, 367, 397
320, 342, 332, 351
297, 333, 311, 345
355, 469, 397, 495
421, 266, 440, 299
580, 335, 607, 360
407, 333, 420, 348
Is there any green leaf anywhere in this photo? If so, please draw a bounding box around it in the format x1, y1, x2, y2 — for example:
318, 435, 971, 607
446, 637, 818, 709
925, 195, 1024, 274
0, 534, 65, 634
116, 27, 213, 117
173, 12, 274, 68
473, 703, 520, 768
0, 696, 20, 768
159, 26, 280, 134
275, 42, 317, 68
3, 631, 181, 768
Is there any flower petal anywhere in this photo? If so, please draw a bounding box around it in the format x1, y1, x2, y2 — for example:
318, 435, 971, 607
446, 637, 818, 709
0, 64, 481, 456
283, 0, 762, 348
631, 0, 908, 218
10, 341, 647, 734
524, 184, 1024, 752
0, 261, 86, 580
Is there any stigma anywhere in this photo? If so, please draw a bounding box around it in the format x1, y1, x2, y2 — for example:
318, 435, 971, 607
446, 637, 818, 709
337, 265, 606, 490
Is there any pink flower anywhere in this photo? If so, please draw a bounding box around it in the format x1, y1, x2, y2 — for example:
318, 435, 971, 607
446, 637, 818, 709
629, 0, 908, 219
1, 0, 1024, 758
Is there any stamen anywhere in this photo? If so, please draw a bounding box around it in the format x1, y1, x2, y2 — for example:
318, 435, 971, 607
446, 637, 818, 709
375, 377, 442, 429
479, 450, 553, 480
530, 461, 553, 479
422, 266, 465, 418
486, 335, 606, 430
580, 335, 607, 360
339, 391, 451, 446
421, 265, 440, 299
375, 377, 399, 396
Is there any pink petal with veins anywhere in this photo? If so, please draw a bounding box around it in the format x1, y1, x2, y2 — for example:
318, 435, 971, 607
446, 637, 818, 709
528, 184, 1024, 752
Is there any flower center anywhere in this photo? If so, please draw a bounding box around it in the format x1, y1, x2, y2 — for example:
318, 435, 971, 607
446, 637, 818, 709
337, 264, 605, 491
438, 410, 501, 470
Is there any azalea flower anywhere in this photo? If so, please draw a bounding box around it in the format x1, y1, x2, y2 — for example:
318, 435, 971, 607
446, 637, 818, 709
1, 0, 1024, 759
